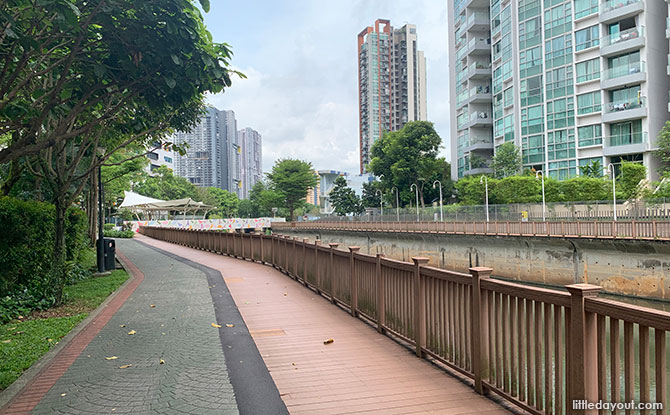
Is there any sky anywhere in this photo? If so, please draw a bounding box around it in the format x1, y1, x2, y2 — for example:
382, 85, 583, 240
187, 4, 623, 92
204, 0, 450, 174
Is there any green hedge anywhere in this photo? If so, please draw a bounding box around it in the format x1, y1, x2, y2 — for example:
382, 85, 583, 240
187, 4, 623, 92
0, 197, 89, 322
103, 229, 134, 238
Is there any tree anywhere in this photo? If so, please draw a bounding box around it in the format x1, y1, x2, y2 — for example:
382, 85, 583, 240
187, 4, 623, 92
329, 176, 363, 216
369, 121, 442, 207
579, 160, 603, 178
134, 166, 199, 201
0, 0, 239, 166
266, 159, 318, 221
199, 187, 238, 218
361, 181, 381, 208
655, 121, 670, 174
248, 180, 283, 217
490, 142, 522, 179
618, 161, 647, 200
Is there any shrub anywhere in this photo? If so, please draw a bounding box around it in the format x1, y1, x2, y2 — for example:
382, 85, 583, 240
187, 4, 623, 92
491, 176, 541, 204
103, 223, 115, 231
103, 229, 134, 238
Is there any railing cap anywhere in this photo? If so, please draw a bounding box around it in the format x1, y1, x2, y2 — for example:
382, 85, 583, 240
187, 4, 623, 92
348, 246, 361, 252
329, 243, 340, 248
412, 257, 430, 265
566, 283, 601, 297
376, 253, 385, 258
469, 267, 493, 277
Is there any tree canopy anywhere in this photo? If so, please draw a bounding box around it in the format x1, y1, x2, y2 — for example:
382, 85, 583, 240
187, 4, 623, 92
655, 121, 670, 175
329, 176, 363, 216
266, 159, 318, 221
369, 121, 443, 207
134, 166, 199, 201
490, 142, 522, 179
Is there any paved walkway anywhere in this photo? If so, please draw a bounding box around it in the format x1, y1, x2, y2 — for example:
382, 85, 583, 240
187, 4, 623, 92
136, 235, 512, 415
2, 235, 512, 415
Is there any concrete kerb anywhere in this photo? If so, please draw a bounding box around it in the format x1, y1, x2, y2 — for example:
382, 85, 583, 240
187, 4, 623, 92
0, 243, 137, 410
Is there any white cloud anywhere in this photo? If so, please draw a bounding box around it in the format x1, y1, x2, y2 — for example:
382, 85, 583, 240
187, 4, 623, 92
206, 0, 451, 174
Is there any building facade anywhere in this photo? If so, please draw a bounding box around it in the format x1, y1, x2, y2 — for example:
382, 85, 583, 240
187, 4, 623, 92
238, 127, 263, 199
172, 107, 254, 198
449, 0, 670, 181
145, 143, 173, 174
358, 19, 427, 174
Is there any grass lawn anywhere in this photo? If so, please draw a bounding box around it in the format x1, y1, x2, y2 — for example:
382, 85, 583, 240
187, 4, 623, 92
0, 270, 129, 390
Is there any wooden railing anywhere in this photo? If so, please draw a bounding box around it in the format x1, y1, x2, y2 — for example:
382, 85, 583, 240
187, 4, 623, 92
139, 226, 670, 415
272, 220, 670, 241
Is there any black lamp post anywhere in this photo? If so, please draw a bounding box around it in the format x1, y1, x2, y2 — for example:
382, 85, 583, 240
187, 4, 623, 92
96, 162, 105, 273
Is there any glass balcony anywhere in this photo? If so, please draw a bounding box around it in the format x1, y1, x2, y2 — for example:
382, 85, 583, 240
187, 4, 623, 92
601, 0, 641, 13
602, 61, 645, 80
601, 26, 643, 47
607, 131, 647, 147
604, 96, 646, 113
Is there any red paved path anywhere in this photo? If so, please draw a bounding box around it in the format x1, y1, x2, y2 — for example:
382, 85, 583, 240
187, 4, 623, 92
138, 234, 512, 415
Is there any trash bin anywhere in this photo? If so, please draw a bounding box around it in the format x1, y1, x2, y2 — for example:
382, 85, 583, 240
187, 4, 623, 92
104, 238, 116, 271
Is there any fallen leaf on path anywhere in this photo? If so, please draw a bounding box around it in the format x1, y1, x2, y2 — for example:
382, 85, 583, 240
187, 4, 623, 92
127, 330, 136, 335
105, 356, 118, 360
118, 364, 133, 369
7, 327, 16, 331
225, 324, 234, 328
47, 338, 53, 342
150, 304, 155, 308
60, 393, 66, 397
283, 293, 287, 296
211, 323, 222, 328
119, 324, 126, 328
323, 339, 334, 345
2, 339, 11, 344
159, 359, 165, 365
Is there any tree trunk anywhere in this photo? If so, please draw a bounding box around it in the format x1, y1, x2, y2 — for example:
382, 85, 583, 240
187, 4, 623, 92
418, 187, 425, 209
1, 159, 24, 196
53, 196, 68, 304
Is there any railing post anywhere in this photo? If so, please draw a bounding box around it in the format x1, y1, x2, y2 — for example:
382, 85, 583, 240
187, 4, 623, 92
260, 232, 265, 263
632, 220, 637, 239
412, 257, 429, 358
349, 246, 361, 317
314, 240, 321, 292
293, 237, 298, 278
376, 253, 386, 334
329, 243, 339, 304
302, 238, 309, 285
566, 283, 601, 415
470, 266, 492, 394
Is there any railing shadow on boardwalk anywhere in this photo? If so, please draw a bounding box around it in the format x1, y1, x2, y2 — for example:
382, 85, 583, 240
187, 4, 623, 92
272, 220, 670, 241
140, 226, 670, 415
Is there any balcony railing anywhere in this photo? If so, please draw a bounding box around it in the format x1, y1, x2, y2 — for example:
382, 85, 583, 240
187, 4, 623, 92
607, 131, 647, 147
602, 60, 645, 80
604, 95, 646, 113
601, 0, 641, 13
601, 26, 644, 47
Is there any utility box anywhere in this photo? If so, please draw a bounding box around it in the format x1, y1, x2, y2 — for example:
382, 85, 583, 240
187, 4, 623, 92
104, 238, 116, 271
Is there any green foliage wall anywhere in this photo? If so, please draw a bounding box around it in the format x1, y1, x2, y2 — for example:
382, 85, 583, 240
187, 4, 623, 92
0, 197, 89, 316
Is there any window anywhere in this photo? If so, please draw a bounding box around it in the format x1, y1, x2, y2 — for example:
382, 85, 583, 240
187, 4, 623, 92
544, 3, 572, 38
607, 51, 641, 78
522, 134, 545, 164
520, 46, 543, 78
577, 91, 601, 115
521, 75, 543, 107
147, 152, 158, 160
521, 105, 544, 135
519, 0, 541, 21
164, 156, 173, 163
575, 26, 599, 51
574, 0, 598, 19
545, 34, 572, 69
577, 125, 602, 147
547, 129, 576, 161
547, 97, 575, 130
609, 86, 643, 110
519, 17, 541, 50
548, 160, 577, 180
504, 87, 514, 108
545, 65, 574, 99
579, 157, 604, 173
610, 120, 643, 146
576, 59, 600, 83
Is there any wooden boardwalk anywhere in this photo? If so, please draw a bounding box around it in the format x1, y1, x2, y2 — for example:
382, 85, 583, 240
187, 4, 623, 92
135, 234, 511, 415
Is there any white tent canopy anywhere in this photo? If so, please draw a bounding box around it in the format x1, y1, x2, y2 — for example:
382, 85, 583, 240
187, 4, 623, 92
119, 191, 165, 208
119, 191, 213, 220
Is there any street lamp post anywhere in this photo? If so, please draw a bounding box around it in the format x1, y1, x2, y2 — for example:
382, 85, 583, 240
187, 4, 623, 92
375, 190, 383, 220
479, 176, 489, 222
392, 187, 400, 222
410, 183, 419, 222
433, 180, 443, 221
606, 163, 617, 221
535, 170, 546, 222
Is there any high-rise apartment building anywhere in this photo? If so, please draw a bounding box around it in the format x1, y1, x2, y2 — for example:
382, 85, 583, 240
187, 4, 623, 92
172, 107, 255, 198
238, 127, 263, 199
358, 19, 427, 173
449, 0, 670, 181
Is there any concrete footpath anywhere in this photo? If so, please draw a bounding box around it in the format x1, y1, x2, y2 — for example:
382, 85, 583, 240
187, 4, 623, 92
1, 239, 286, 415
